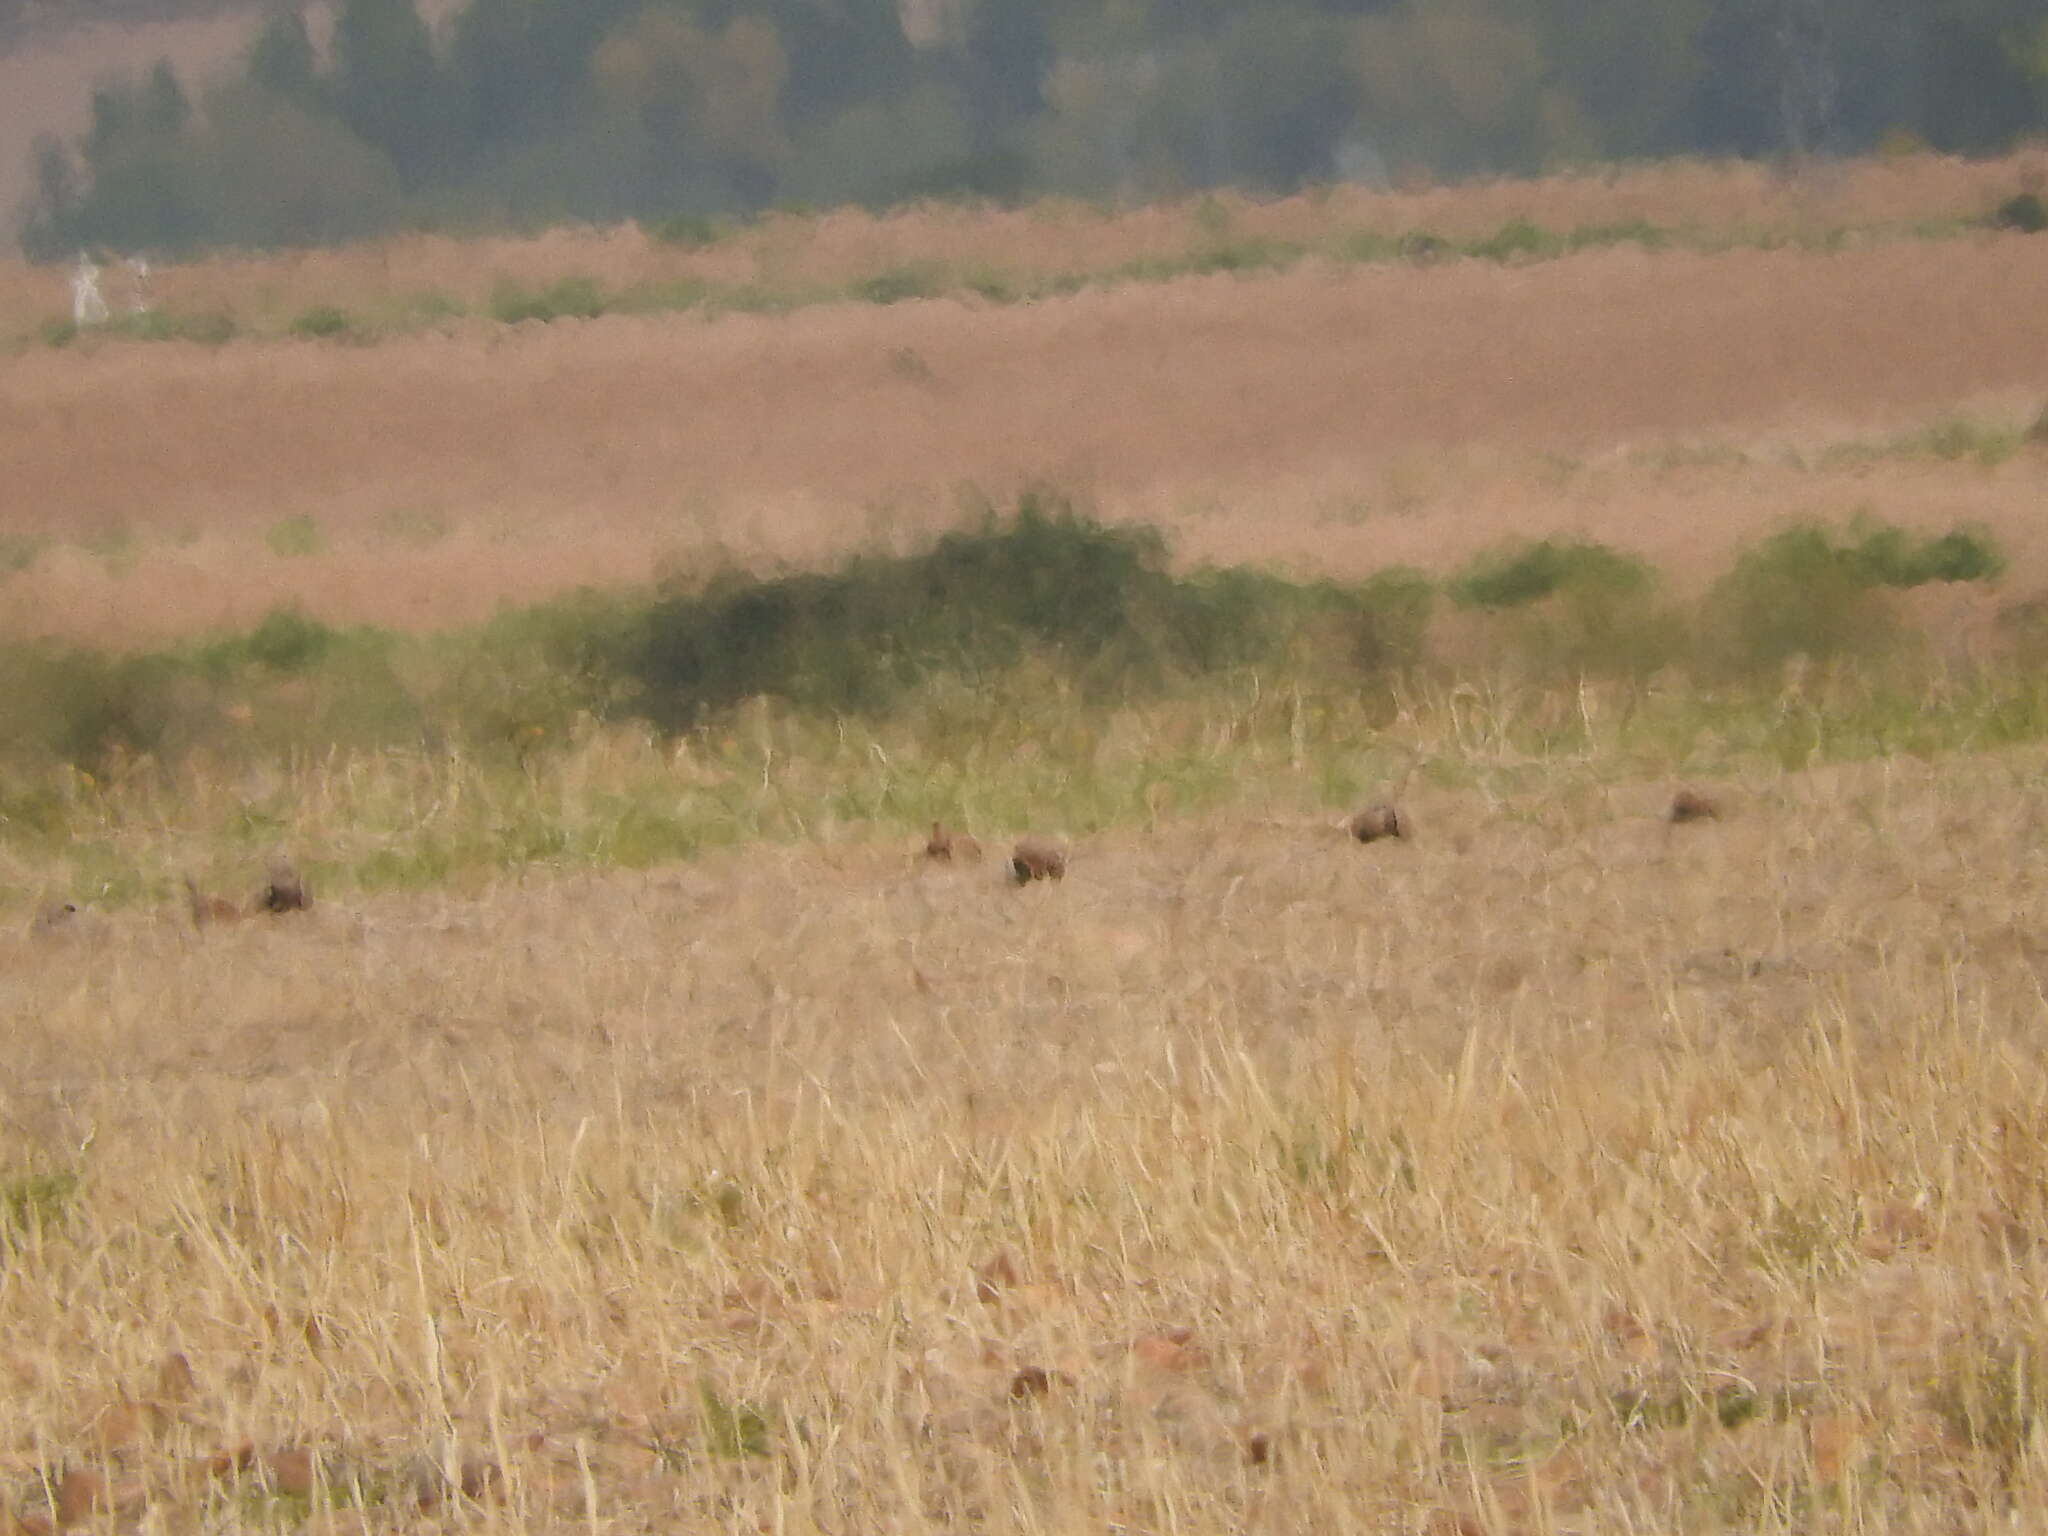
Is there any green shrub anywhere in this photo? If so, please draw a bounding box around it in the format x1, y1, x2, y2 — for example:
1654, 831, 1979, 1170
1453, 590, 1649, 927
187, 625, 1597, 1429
1702, 524, 1905, 674
1468, 218, 1558, 263
1448, 539, 1672, 679
490, 276, 607, 324
242, 606, 336, 672
1841, 522, 2006, 586
1447, 539, 1652, 611
39, 317, 77, 348
0, 644, 183, 769
289, 304, 357, 340
1992, 192, 2048, 234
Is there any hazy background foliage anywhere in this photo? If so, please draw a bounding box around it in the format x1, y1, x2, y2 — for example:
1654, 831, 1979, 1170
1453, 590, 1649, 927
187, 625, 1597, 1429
17, 0, 2048, 254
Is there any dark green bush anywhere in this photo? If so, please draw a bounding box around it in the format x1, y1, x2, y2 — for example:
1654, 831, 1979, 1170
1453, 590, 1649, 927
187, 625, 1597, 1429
243, 606, 337, 672
1447, 539, 1652, 611
1697, 522, 1980, 674
289, 304, 357, 340
0, 645, 183, 769
1448, 539, 1672, 679
1993, 192, 2048, 234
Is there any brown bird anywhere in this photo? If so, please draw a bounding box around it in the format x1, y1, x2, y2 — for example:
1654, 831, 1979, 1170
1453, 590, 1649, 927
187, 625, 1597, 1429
1010, 837, 1067, 884
925, 821, 984, 863
256, 857, 311, 914
183, 876, 244, 930
1667, 789, 1720, 825
1345, 804, 1405, 843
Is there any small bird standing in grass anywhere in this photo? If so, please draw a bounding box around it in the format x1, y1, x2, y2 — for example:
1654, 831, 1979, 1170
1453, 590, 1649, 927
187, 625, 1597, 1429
1345, 804, 1405, 843
258, 856, 311, 913
1010, 838, 1067, 884
1668, 789, 1720, 824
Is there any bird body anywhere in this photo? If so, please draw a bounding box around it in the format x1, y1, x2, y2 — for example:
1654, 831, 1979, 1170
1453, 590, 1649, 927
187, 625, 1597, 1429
258, 857, 311, 914
1668, 790, 1720, 824
1010, 838, 1067, 884
1346, 804, 1404, 843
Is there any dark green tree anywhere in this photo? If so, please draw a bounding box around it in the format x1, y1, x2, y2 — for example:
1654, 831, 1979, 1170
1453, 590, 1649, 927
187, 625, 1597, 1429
333, 0, 458, 185
247, 8, 322, 105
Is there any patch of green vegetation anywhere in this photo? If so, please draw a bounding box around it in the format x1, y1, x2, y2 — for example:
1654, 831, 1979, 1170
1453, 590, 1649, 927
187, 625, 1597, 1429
396, 290, 465, 326
853, 263, 950, 305
1, 1169, 79, 1248
697, 1379, 772, 1459
288, 304, 360, 341
489, 275, 607, 324
1702, 519, 2006, 676
1467, 217, 1561, 263
1448, 538, 1653, 611
1992, 191, 2048, 234
0, 498, 2030, 903
265, 515, 326, 559
239, 607, 338, 673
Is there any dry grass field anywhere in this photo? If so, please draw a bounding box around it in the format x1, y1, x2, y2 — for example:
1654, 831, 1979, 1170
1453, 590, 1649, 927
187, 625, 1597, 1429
9, 155, 2048, 1532
8, 751, 2048, 1531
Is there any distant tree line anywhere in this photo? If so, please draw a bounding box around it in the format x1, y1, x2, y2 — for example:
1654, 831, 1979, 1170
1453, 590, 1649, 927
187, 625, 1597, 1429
19, 0, 2048, 256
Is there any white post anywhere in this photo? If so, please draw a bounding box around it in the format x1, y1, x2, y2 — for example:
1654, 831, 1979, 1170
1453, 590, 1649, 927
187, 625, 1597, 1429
70, 253, 109, 326
124, 255, 153, 316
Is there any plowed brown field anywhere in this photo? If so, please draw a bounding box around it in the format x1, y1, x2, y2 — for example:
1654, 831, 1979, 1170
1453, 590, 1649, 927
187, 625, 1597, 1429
6, 222, 2048, 643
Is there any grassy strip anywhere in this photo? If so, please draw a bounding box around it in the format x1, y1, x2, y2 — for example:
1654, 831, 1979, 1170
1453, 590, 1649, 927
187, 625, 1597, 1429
18, 198, 2044, 352
0, 502, 2028, 910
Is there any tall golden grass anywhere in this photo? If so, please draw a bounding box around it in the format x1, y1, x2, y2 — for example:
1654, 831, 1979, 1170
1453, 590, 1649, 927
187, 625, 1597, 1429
6, 752, 2048, 1529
